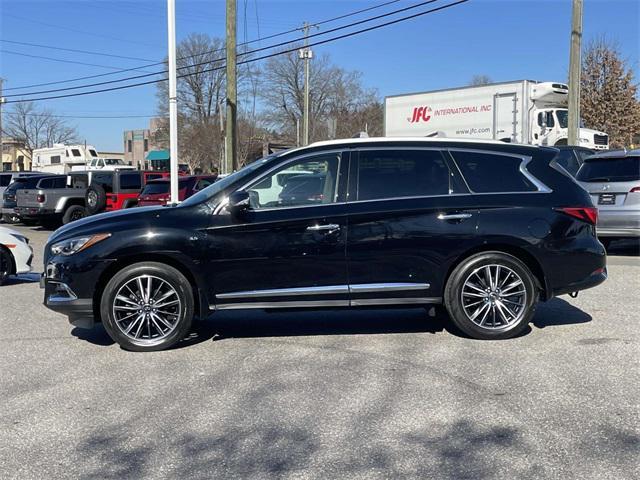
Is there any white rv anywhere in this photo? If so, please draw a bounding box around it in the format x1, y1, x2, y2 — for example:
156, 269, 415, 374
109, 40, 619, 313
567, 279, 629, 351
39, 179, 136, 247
32, 144, 100, 174
384, 81, 609, 150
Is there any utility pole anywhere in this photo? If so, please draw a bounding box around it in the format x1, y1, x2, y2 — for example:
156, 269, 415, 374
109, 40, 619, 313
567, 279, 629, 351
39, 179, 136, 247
299, 22, 317, 146
0, 78, 4, 152
225, 0, 237, 173
167, 0, 179, 203
568, 0, 583, 146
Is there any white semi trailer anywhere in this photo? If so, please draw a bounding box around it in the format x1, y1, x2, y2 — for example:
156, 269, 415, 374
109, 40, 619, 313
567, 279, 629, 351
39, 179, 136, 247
384, 80, 609, 150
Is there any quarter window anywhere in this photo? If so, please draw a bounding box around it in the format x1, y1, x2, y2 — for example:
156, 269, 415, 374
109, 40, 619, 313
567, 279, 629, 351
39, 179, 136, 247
246, 153, 341, 209
451, 151, 537, 193
71, 149, 82, 157
356, 149, 452, 201
118, 172, 142, 190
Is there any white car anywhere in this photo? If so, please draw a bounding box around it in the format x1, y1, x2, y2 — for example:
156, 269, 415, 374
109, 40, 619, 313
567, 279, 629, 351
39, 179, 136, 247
0, 226, 33, 285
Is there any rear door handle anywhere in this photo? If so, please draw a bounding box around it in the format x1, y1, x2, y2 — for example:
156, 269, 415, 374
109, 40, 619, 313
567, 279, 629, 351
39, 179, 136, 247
437, 213, 473, 221
307, 223, 340, 232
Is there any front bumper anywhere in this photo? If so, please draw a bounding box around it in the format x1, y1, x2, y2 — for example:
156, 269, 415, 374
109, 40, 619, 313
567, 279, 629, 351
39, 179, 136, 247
41, 275, 95, 328
41, 257, 114, 328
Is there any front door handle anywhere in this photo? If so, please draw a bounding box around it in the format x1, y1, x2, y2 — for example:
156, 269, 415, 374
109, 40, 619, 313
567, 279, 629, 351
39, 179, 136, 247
437, 213, 473, 221
307, 223, 340, 232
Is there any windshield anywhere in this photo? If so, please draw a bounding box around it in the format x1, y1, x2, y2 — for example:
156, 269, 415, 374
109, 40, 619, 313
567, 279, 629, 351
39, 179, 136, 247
577, 156, 640, 182
104, 158, 125, 165
556, 110, 568, 129
180, 154, 279, 207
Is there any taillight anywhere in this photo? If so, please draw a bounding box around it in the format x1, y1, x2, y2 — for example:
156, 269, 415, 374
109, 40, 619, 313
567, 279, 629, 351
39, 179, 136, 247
36, 194, 45, 203
556, 207, 598, 225
630, 186, 640, 193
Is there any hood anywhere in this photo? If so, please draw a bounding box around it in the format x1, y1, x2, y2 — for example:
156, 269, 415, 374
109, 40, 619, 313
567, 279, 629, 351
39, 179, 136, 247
579, 127, 607, 137
49, 205, 166, 243
0, 225, 26, 239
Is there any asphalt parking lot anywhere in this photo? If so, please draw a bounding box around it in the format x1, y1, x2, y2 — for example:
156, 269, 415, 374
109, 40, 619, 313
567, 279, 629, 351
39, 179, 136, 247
1, 223, 638, 479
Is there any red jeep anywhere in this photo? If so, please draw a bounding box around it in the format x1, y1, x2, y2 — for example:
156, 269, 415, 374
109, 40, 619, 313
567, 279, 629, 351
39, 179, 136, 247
83, 170, 164, 215
137, 175, 217, 206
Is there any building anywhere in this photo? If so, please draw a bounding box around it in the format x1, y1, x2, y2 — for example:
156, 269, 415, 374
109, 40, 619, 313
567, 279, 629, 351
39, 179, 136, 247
1, 137, 32, 172
123, 118, 163, 169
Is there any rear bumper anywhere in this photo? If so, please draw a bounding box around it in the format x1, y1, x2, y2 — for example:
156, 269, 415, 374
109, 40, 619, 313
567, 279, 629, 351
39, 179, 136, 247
14, 206, 57, 219
552, 268, 608, 297
596, 209, 640, 237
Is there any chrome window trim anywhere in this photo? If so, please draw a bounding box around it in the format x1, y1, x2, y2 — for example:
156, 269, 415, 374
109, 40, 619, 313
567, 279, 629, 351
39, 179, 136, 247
447, 148, 552, 194
215, 149, 345, 215
349, 282, 430, 293
216, 284, 349, 299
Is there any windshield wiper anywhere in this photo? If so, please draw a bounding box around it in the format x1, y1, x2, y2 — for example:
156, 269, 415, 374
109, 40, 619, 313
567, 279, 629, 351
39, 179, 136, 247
586, 177, 611, 182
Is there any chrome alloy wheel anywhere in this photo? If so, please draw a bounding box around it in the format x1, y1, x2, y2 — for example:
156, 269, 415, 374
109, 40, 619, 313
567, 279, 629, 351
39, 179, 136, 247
460, 264, 527, 330
112, 275, 182, 343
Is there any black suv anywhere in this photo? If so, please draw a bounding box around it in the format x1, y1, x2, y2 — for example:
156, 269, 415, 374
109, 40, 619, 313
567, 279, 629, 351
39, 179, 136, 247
42, 138, 606, 351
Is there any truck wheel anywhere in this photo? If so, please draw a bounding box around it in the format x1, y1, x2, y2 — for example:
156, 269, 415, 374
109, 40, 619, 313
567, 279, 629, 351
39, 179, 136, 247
62, 205, 88, 224
86, 183, 107, 214
2, 213, 21, 224
100, 262, 194, 352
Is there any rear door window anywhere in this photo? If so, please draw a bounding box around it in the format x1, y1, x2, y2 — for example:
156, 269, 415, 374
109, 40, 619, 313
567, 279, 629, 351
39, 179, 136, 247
576, 156, 640, 182
450, 150, 537, 193
355, 149, 454, 201
118, 172, 142, 191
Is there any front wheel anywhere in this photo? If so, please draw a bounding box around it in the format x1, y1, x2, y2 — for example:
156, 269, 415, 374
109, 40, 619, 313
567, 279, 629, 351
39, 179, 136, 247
0, 247, 12, 285
444, 252, 538, 340
100, 262, 194, 351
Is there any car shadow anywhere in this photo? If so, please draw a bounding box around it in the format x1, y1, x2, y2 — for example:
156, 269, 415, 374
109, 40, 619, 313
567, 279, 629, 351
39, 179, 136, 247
605, 238, 640, 256
177, 297, 592, 348
67, 298, 593, 350
2, 272, 42, 285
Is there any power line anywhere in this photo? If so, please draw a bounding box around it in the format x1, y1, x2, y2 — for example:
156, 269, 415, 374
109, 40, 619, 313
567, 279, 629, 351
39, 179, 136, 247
0, 49, 155, 73
5, 0, 443, 99
4, 0, 469, 104
5, 111, 162, 119
0, 39, 157, 62
4, 0, 403, 92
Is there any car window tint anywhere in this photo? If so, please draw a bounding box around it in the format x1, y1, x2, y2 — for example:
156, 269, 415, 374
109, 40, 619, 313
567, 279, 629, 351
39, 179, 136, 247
451, 151, 537, 193
576, 157, 640, 182
554, 150, 581, 176
246, 153, 341, 209
356, 149, 451, 201
118, 172, 142, 190
91, 173, 114, 191
142, 182, 169, 195
0, 175, 11, 187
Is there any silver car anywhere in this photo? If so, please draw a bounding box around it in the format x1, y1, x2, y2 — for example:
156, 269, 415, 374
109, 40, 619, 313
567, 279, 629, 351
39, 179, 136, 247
576, 149, 640, 245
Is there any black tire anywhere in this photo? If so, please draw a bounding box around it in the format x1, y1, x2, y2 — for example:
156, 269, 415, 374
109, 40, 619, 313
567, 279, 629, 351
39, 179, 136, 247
100, 262, 194, 352
62, 205, 88, 224
2, 213, 21, 224
0, 246, 13, 285
86, 183, 107, 214
444, 252, 538, 340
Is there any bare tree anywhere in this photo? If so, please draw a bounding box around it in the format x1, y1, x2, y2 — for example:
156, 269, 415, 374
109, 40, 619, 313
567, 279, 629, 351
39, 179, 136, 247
4, 101, 78, 154
260, 47, 382, 143
469, 74, 493, 86
580, 38, 640, 148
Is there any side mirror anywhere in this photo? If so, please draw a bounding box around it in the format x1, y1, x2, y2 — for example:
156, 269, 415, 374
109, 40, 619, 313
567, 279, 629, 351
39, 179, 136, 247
227, 190, 250, 215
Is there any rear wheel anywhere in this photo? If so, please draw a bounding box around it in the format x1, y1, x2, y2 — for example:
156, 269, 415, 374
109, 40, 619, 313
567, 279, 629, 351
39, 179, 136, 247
100, 262, 194, 351
62, 205, 88, 224
444, 252, 538, 340
86, 183, 107, 214
2, 213, 20, 224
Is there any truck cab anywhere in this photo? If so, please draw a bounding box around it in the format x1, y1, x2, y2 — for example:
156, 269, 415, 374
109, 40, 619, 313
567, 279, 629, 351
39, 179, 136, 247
529, 83, 608, 150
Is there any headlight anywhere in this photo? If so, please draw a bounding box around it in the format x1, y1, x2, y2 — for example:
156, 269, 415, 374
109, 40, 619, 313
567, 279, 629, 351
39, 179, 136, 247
51, 233, 111, 256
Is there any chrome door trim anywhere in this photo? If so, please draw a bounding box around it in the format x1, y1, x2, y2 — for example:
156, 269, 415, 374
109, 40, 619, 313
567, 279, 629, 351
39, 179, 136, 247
216, 284, 349, 299
349, 282, 430, 293
216, 282, 432, 300
214, 300, 349, 310
437, 213, 473, 221
351, 297, 442, 306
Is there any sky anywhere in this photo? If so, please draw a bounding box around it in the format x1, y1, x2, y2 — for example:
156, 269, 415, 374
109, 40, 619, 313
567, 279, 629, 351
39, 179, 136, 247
1, 0, 638, 152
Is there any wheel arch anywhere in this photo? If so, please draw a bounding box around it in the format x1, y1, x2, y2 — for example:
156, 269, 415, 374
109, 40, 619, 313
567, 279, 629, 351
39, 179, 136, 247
445, 243, 550, 301
93, 253, 206, 322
